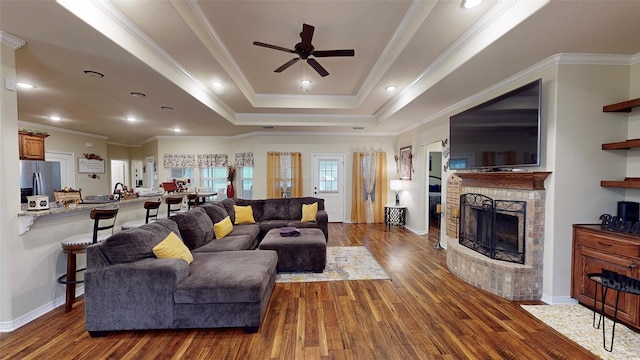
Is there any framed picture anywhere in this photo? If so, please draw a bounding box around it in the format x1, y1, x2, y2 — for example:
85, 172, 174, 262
78, 158, 105, 173
400, 146, 412, 180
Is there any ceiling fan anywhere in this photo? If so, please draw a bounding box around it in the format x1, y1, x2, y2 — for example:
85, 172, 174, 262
253, 23, 355, 77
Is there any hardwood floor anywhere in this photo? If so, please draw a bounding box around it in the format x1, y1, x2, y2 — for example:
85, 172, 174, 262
0, 223, 596, 359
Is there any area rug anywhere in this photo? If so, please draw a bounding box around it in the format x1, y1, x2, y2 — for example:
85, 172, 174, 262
522, 304, 640, 359
275, 246, 391, 283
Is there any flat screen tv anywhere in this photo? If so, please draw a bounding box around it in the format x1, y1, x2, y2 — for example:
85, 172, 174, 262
449, 78, 541, 170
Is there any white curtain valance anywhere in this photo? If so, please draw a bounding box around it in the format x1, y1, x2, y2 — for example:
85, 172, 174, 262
235, 152, 254, 167
197, 154, 228, 168
163, 154, 196, 168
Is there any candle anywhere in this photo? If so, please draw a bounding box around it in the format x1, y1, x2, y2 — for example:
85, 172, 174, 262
454, 208, 460, 218
436, 204, 442, 214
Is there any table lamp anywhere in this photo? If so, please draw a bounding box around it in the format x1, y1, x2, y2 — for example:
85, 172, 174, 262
390, 179, 403, 206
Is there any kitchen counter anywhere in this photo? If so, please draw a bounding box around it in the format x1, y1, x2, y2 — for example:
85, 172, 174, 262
18, 194, 179, 235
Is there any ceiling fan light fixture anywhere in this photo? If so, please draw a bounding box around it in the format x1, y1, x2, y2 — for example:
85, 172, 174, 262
300, 79, 312, 92
462, 0, 482, 9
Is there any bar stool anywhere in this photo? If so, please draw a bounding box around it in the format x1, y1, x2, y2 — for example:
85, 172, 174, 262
120, 200, 161, 230
187, 193, 200, 210
57, 207, 119, 312
166, 196, 183, 217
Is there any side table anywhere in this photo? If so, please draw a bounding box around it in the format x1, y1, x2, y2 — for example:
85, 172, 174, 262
384, 205, 406, 230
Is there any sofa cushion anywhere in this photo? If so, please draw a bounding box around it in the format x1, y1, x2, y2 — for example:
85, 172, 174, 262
233, 205, 255, 224
230, 224, 260, 241
200, 203, 229, 225
102, 218, 180, 264
152, 231, 193, 264
191, 234, 254, 252
263, 198, 290, 220
236, 199, 265, 222
301, 202, 318, 222
213, 216, 233, 239
174, 250, 277, 304
221, 198, 236, 223
170, 207, 215, 250
288, 197, 323, 221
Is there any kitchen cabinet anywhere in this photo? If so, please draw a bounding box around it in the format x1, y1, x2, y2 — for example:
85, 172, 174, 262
571, 224, 640, 331
19, 131, 48, 160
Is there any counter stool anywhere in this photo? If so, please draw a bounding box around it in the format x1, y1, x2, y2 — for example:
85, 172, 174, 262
187, 193, 201, 210
120, 200, 161, 230
57, 207, 119, 313
166, 196, 183, 217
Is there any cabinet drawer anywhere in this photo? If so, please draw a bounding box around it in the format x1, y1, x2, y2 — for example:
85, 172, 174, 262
576, 231, 640, 256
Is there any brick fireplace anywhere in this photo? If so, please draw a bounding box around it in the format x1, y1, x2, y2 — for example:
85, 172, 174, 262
446, 172, 551, 300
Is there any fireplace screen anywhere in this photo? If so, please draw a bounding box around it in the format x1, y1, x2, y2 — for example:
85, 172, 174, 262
459, 193, 526, 264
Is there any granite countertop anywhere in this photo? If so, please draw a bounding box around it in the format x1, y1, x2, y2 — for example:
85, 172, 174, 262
18, 195, 166, 218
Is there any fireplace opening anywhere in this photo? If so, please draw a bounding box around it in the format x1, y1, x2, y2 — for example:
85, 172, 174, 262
459, 193, 526, 264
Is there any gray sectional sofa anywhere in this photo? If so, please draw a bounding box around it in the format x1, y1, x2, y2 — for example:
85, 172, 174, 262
84, 197, 328, 336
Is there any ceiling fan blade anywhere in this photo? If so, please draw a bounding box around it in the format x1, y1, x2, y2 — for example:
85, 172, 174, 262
312, 49, 355, 57
274, 57, 301, 73
253, 41, 296, 54
300, 23, 315, 47
307, 58, 329, 77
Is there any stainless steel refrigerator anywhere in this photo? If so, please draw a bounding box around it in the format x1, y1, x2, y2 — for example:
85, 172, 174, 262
19, 160, 62, 203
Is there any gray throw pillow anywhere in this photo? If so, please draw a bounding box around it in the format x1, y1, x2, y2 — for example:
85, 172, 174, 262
169, 207, 215, 250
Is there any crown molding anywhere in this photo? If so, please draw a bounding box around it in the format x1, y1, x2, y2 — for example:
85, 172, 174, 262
234, 113, 374, 127
0, 31, 26, 49
399, 51, 639, 136
18, 121, 108, 140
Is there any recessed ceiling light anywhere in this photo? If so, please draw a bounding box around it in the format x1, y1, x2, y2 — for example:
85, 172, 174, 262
352, 126, 365, 130
263, 126, 274, 129
16, 82, 36, 89
462, 0, 481, 9
212, 81, 223, 88
49, 116, 62, 121
161, 106, 174, 110
385, 85, 397, 92
130, 92, 146, 97
125, 116, 137, 122
173, 128, 181, 132
83, 70, 104, 78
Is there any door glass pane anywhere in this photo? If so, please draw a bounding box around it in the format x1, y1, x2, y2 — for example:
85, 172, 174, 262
318, 159, 338, 192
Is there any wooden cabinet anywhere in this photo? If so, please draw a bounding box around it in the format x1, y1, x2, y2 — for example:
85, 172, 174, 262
572, 224, 640, 331
19, 131, 48, 160
601, 98, 640, 188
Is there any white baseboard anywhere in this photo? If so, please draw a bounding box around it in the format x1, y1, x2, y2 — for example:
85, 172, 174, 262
540, 294, 578, 305
0, 286, 84, 332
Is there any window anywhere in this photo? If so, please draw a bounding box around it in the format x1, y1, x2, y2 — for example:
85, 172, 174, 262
449, 159, 468, 170
169, 168, 193, 188
200, 167, 227, 194
239, 166, 253, 199
318, 159, 338, 192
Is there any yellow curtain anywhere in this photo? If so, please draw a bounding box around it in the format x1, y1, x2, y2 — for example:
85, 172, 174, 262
351, 153, 365, 223
267, 151, 302, 198
351, 152, 387, 223
267, 152, 281, 198
290, 152, 302, 197
374, 152, 387, 222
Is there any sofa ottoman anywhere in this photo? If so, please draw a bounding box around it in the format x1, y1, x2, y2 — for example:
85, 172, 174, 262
258, 228, 326, 272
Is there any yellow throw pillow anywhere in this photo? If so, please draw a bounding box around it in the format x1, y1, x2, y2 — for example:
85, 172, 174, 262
233, 205, 255, 224
214, 216, 234, 239
301, 202, 318, 222
152, 231, 193, 264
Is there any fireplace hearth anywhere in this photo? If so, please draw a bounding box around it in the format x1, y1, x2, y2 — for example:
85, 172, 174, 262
459, 193, 526, 264
446, 172, 550, 301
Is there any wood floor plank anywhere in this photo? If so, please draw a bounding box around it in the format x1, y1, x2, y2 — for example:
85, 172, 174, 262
0, 223, 599, 360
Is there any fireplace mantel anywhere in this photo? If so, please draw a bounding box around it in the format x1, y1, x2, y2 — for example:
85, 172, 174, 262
456, 171, 552, 190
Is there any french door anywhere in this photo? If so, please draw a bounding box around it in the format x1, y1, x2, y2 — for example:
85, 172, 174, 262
312, 154, 345, 222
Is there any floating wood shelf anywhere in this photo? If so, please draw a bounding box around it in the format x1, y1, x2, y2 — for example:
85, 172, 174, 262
456, 171, 552, 190
601, 177, 640, 188
603, 98, 640, 113
602, 139, 640, 150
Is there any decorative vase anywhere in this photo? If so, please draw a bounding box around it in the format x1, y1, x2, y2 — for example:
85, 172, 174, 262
226, 182, 235, 198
